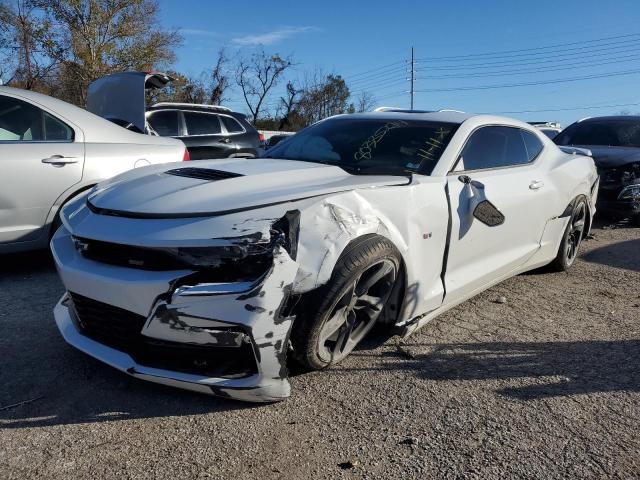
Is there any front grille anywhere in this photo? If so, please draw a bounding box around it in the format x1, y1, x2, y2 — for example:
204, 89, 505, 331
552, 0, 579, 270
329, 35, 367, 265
70, 292, 147, 350
165, 167, 243, 181
68, 292, 258, 378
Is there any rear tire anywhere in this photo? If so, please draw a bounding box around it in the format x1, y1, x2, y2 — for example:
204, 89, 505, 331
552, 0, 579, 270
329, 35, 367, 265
550, 196, 587, 271
291, 236, 401, 371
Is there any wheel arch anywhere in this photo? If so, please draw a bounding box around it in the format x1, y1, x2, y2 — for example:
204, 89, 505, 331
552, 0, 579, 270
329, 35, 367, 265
46, 183, 96, 238
290, 232, 409, 327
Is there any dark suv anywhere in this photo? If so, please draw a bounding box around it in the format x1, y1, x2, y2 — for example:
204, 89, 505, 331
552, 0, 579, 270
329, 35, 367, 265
87, 72, 261, 160
146, 103, 261, 160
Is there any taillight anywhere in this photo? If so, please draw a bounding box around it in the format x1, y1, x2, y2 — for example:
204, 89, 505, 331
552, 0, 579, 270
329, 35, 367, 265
182, 148, 190, 161
258, 133, 265, 143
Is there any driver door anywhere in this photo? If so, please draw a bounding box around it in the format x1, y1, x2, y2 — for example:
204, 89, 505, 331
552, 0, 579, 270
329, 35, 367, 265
444, 126, 554, 304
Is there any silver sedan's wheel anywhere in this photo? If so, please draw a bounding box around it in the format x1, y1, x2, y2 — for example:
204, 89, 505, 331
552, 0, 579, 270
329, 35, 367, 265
291, 235, 401, 370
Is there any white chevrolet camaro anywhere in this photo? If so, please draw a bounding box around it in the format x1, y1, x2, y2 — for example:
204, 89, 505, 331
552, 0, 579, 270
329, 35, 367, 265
51, 110, 598, 402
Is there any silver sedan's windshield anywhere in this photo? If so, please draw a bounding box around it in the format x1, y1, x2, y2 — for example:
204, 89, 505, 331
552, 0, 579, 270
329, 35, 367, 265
263, 118, 458, 175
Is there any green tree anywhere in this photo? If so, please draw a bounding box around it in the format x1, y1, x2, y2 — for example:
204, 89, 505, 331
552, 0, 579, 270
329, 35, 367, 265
293, 73, 351, 128
32, 0, 182, 105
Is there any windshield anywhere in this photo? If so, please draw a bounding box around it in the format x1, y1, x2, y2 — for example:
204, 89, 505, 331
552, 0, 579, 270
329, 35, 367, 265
263, 117, 458, 175
555, 120, 640, 148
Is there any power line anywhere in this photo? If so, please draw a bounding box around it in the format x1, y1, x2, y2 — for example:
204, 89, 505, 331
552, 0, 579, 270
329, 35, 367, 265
347, 69, 406, 88
343, 60, 405, 80
415, 53, 640, 80
349, 78, 408, 97
413, 68, 640, 93
484, 101, 640, 115
415, 32, 640, 62
414, 40, 640, 71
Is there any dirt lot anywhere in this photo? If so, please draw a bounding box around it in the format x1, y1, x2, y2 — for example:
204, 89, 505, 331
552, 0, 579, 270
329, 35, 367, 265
1, 222, 639, 479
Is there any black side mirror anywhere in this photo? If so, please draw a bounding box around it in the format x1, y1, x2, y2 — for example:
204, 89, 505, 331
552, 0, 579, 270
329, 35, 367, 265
457, 175, 504, 227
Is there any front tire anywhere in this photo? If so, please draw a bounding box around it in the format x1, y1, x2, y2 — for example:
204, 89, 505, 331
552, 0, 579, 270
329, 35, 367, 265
550, 197, 587, 271
291, 236, 401, 371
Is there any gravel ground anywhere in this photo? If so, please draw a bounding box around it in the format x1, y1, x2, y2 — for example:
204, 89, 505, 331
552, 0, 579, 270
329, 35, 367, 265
0, 222, 639, 479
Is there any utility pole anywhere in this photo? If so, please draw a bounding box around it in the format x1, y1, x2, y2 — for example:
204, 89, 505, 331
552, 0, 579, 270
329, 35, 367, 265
410, 46, 415, 110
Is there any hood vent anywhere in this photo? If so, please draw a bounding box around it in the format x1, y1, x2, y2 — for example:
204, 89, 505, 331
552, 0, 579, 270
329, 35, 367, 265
165, 167, 243, 181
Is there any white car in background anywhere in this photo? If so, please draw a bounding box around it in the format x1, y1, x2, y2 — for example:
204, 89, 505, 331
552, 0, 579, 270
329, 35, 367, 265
51, 110, 598, 402
0, 86, 188, 254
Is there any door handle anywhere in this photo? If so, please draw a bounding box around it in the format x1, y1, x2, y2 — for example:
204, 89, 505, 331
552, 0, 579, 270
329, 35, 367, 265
42, 155, 78, 165
529, 180, 544, 190
219, 138, 231, 144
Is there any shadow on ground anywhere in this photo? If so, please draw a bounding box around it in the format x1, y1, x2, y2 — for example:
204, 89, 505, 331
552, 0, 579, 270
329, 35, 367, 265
0, 251, 253, 430
583, 238, 640, 272
362, 339, 640, 400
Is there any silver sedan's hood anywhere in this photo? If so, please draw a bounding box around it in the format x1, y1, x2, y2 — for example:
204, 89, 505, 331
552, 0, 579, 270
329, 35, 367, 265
87, 158, 409, 218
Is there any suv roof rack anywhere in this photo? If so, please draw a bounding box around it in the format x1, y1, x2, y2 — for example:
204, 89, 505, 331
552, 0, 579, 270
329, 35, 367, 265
373, 106, 434, 113
528, 121, 561, 128
151, 102, 232, 112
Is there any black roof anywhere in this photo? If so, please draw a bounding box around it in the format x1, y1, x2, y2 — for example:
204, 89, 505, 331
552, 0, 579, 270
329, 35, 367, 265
579, 115, 640, 122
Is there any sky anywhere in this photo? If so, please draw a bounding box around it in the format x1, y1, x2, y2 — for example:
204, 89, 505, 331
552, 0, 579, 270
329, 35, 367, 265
158, 0, 640, 127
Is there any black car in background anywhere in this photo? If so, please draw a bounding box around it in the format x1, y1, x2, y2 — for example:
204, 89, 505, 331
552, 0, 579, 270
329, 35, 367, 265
555, 116, 640, 223
146, 103, 262, 160
262, 133, 293, 149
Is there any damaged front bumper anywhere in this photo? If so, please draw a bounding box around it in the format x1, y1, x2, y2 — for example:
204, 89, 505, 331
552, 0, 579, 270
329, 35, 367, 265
51, 226, 299, 402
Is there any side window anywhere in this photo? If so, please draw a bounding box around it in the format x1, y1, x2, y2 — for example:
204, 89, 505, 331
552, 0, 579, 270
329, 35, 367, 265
221, 115, 244, 133
0, 95, 44, 141
458, 126, 529, 170
184, 112, 222, 135
147, 110, 180, 136
44, 112, 74, 141
521, 130, 544, 162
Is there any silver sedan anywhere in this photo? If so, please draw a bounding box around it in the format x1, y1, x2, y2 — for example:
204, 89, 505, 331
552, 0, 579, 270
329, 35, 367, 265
0, 86, 187, 254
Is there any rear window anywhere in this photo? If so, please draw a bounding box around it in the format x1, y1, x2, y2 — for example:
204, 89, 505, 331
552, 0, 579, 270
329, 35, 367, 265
184, 112, 222, 135
44, 112, 73, 141
555, 120, 640, 148
147, 110, 180, 136
221, 115, 244, 133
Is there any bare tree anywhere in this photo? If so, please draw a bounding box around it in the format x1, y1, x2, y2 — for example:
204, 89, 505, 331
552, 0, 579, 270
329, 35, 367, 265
0, 0, 58, 88
235, 48, 293, 123
355, 91, 376, 112
209, 47, 229, 105
278, 81, 299, 130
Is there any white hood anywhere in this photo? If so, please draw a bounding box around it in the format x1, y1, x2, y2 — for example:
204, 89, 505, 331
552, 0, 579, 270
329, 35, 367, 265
87, 158, 409, 218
